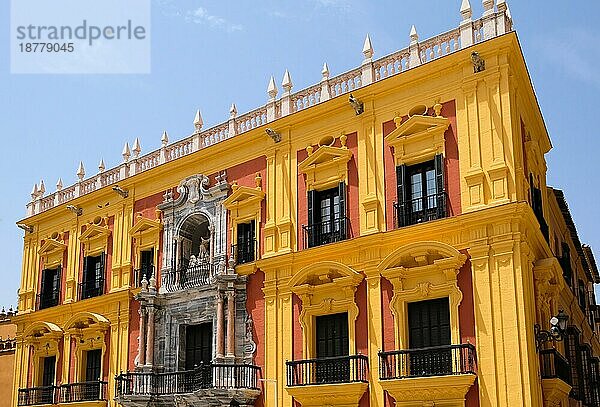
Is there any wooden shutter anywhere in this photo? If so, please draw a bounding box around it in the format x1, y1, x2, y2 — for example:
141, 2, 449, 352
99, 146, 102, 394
82, 256, 89, 285
338, 182, 347, 238
434, 154, 446, 217
396, 165, 406, 227
307, 189, 316, 248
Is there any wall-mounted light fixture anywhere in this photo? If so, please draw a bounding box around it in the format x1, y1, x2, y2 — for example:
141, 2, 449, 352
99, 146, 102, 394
16, 224, 33, 233
534, 310, 569, 351
348, 94, 364, 115
112, 185, 129, 198
66, 205, 83, 216
265, 128, 281, 143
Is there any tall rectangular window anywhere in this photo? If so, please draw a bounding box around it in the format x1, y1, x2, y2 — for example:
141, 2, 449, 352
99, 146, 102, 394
185, 323, 213, 369
39, 267, 61, 309
396, 154, 446, 228
305, 182, 347, 248
85, 349, 102, 381
315, 313, 349, 383
136, 248, 154, 286
235, 220, 256, 264
41, 356, 56, 386
81, 253, 105, 300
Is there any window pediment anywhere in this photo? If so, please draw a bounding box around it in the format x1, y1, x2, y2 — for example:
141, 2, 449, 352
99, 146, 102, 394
129, 212, 162, 237
223, 184, 265, 211
79, 223, 111, 243
298, 141, 352, 191
38, 239, 67, 256
385, 113, 450, 166
65, 311, 110, 332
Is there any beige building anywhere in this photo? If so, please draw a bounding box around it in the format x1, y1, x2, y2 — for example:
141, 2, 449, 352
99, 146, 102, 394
0, 308, 16, 406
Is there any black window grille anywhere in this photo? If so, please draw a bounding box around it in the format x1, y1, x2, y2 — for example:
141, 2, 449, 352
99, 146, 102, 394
37, 267, 61, 310
303, 183, 348, 248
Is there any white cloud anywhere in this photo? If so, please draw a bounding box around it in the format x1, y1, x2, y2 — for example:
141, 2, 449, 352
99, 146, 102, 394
185, 7, 243, 32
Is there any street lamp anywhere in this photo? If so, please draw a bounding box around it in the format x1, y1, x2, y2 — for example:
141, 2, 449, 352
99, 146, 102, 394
534, 310, 569, 351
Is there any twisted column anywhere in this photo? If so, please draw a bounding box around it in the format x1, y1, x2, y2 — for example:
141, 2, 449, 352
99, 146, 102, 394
216, 292, 225, 358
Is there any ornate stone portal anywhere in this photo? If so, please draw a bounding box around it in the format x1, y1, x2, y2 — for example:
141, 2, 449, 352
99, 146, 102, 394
124, 174, 259, 407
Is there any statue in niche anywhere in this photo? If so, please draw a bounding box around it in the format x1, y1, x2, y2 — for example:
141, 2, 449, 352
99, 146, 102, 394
198, 237, 210, 260
188, 255, 197, 267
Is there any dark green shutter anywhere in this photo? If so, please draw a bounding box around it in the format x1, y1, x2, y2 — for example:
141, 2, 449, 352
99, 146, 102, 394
338, 182, 347, 238
396, 165, 406, 227
307, 189, 316, 248
434, 154, 445, 217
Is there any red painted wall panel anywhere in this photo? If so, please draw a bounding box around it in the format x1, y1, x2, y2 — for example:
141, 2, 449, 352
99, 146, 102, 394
380, 277, 396, 352
292, 294, 303, 361
246, 269, 265, 407
355, 279, 368, 355
128, 298, 141, 371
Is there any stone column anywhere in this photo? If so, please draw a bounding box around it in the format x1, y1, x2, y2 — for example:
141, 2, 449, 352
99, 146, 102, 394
226, 290, 236, 357
138, 307, 147, 366
145, 306, 155, 367
216, 292, 225, 358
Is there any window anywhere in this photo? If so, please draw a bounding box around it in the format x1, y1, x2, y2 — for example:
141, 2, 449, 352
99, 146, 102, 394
136, 248, 154, 286
578, 280, 587, 312
38, 267, 61, 310
529, 174, 549, 242
304, 183, 347, 248
235, 220, 256, 264
560, 243, 572, 286
185, 323, 213, 369
41, 356, 56, 386
315, 313, 349, 383
565, 328, 583, 400
80, 253, 105, 300
407, 298, 451, 376
395, 154, 446, 228
85, 349, 102, 381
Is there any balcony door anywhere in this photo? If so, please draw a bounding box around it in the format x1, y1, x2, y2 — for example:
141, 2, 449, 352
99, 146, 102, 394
40, 267, 60, 309
236, 221, 255, 264
306, 182, 346, 247
82, 253, 105, 299
315, 312, 349, 383
408, 298, 451, 376
39, 356, 56, 404
139, 248, 154, 283
185, 323, 213, 390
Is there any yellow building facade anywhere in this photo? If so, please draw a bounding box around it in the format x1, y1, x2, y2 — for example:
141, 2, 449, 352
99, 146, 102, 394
12, 2, 600, 407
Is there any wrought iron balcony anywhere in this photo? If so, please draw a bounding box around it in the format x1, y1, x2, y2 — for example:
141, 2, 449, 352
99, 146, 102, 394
302, 216, 349, 249
133, 266, 155, 287
394, 192, 447, 228
115, 363, 260, 396
36, 291, 60, 310
78, 278, 105, 300
18, 386, 56, 406
162, 262, 215, 292
286, 354, 369, 386
231, 239, 257, 264
379, 344, 476, 380
540, 348, 571, 385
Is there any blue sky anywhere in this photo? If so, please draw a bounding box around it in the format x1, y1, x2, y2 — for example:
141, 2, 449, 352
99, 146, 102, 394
0, 0, 599, 307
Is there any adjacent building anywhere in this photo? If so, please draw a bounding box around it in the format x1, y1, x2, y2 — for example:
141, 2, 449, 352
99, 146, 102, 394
0, 307, 17, 407
11, 1, 600, 406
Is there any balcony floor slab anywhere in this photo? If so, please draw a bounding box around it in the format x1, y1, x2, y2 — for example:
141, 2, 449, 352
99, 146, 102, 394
380, 374, 475, 406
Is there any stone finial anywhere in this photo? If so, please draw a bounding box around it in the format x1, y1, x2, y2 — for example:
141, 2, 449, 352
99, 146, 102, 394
194, 110, 203, 132
98, 159, 105, 173
340, 133, 347, 148
77, 161, 85, 181
460, 0, 472, 20
255, 172, 262, 189
393, 114, 403, 128
410, 25, 419, 43
306, 145, 314, 156
229, 103, 238, 119
161, 131, 169, 146
122, 142, 131, 162
506, 3, 512, 19
433, 100, 443, 117
31, 183, 39, 200
321, 63, 330, 80
497, 0, 506, 11
141, 274, 148, 291
56, 178, 63, 191
282, 69, 293, 93
132, 138, 141, 158
482, 0, 494, 15
38, 180, 46, 195
362, 34, 373, 59
267, 76, 278, 100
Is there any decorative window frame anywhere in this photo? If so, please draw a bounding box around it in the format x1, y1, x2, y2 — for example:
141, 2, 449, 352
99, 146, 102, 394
222, 175, 265, 254
128, 211, 162, 275
298, 135, 352, 192
38, 237, 67, 270
79, 221, 111, 257
23, 321, 63, 386
384, 111, 450, 167
64, 312, 109, 382
288, 261, 363, 359
378, 241, 466, 349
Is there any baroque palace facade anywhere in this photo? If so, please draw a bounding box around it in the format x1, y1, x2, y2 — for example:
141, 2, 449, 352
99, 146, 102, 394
11, 1, 600, 406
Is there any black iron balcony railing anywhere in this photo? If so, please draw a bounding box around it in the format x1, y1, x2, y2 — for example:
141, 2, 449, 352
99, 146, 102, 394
18, 386, 56, 406
78, 278, 105, 300
115, 363, 260, 396
394, 191, 447, 228
133, 266, 155, 287
540, 349, 571, 385
162, 262, 215, 292
60, 381, 108, 403
36, 291, 60, 310
302, 216, 349, 249
379, 344, 476, 380
18, 381, 108, 406
231, 239, 257, 265
286, 354, 369, 386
